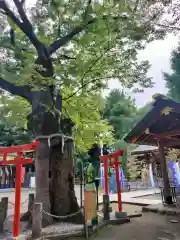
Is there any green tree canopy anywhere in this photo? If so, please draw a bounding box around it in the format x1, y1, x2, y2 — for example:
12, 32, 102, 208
0, 121, 31, 146
0, 92, 31, 128
103, 89, 137, 139
0, 0, 162, 150
164, 44, 180, 101
0, 92, 31, 146
0, 0, 166, 101
63, 92, 114, 151
134, 101, 152, 124
0, 91, 113, 151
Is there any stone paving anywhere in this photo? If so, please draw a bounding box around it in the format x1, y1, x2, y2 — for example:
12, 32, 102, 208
142, 203, 180, 216
100, 188, 162, 205
70, 212, 180, 240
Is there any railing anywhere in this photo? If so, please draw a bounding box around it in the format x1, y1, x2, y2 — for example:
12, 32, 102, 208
74, 178, 130, 192
128, 181, 156, 190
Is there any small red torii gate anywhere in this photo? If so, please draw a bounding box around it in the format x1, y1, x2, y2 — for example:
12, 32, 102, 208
0, 141, 39, 238
99, 150, 124, 212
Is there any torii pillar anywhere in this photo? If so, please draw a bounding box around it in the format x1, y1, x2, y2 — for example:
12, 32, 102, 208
158, 140, 172, 204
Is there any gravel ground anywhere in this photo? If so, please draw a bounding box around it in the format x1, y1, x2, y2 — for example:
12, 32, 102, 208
70, 212, 180, 240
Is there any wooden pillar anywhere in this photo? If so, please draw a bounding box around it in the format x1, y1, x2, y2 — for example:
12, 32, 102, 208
21, 193, 34, 223
1, 197, 8, 220
32, 202, 42, 239
158, 141, 172, 204
103, 194, 110, 220
0, 197, 8, 232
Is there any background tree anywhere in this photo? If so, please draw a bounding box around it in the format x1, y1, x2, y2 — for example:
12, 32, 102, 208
103, 90, 153, 177
155, 1, 180, 34
126, 155, 140, 181
0, 92, 31, 145
0, 121, 31, 146
0, 92, 31, 127
134, 102, 152, 123
164, 44, 180, 101
166, 149, 180, 163
103, 89, 137, 139
114, 140, 129, 175
0, 0, 169, 225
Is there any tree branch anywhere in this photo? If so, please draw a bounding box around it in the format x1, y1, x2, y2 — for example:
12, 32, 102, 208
0, 77, 31, 102
79, 47, 110, 91
156, 23, 180, 31
48, 15, 126, 55
83, 0, 92, 21
62, 47, 110, 100
133, 0, 140, 12
13, 0, 27, 23
0, 1, 42, 54
52, 55, 76, 62
62, 75, 117, 101
62, 78, 98, 101
48, 21, 94, 55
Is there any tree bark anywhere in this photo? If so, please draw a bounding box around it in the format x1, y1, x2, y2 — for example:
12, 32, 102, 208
50, 139, 83, 224
35, 139, 53, 226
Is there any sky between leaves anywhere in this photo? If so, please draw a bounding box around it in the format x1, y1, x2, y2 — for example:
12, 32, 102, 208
107, 34, 180, 107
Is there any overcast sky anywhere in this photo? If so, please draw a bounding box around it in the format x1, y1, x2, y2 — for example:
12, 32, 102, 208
108, 34, 179, 107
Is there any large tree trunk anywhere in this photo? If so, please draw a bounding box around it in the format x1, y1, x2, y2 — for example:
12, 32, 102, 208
50, 122, 83, 223
35, 139, 53, 226
27, 89, 82, 226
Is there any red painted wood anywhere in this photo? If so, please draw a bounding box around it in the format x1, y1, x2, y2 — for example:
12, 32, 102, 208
21, 167, 26, 184
99, 150, 124, 163
112, 150, 124, 159
13, 153, 23, 238
114, 161, 122, 212
0, 141, 39, 154
103, 160, 109, 194
0, 158, 33, 166
0, 141, 39, 238
99, 150, 124, 211
3, 152, 7, 162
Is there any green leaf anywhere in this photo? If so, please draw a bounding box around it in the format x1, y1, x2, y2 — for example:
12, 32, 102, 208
7, 17, 21, 33
37, 35, 52, 45
164, 45, 180, 101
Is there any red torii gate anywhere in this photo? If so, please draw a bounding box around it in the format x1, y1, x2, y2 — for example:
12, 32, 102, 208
0, 141, 39, 238
99, 150, 124, 212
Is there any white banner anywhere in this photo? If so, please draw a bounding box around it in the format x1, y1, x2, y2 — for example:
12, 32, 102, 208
149, 164, 155, 187
30, 176, 35, 188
